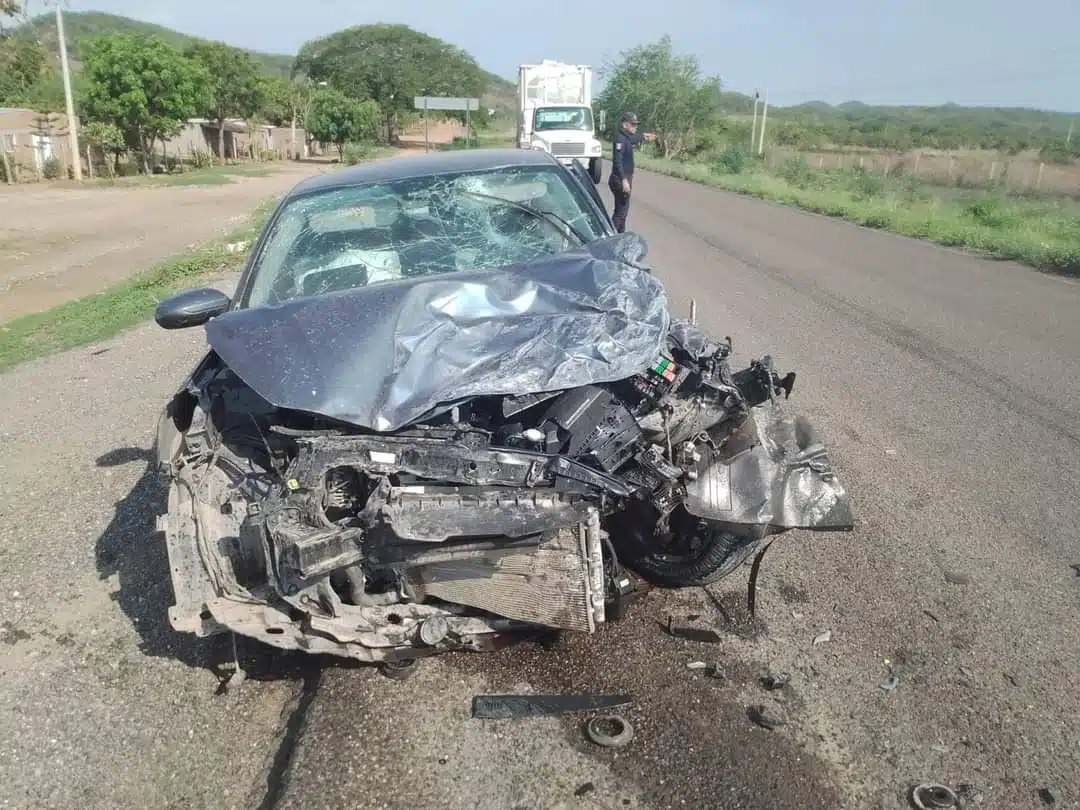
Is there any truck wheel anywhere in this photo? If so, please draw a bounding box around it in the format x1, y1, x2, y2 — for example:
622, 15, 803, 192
589, 158, 602, 184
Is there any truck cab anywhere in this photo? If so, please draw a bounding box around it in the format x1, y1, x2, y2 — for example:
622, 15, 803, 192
524, 104, 603, 184
518, 61, 604, 185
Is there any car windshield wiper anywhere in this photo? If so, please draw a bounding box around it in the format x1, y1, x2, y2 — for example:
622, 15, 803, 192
454, 189, 589, 246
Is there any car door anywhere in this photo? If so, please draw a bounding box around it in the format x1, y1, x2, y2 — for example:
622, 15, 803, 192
567, 159, 613, 231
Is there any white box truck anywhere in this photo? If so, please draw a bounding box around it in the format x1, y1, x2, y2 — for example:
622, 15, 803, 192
517, 60, 604, 184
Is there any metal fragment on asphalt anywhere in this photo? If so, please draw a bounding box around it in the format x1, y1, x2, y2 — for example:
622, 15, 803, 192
813, 629, 833, 645
879, 675, 899, 693
471, 694, 632, 719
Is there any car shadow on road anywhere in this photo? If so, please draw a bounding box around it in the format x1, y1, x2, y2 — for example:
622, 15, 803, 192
94, 446, 369, 688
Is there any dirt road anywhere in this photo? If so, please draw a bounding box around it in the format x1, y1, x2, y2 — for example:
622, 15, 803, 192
2, 167, 1079, 810
0, 163, 326, 324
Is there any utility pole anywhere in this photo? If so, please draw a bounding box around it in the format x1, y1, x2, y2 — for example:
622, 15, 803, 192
1067, 119, 1074, 147
750, 91, 759, 152
55, 2, 82, 180
757, 89, 769, 156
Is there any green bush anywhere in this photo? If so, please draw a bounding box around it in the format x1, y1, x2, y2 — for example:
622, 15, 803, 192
847, 166, 887, 200
712, 147, 748, 175
776, 156, 818, 189
42, 157, 62, 180
187, 149, 213, 169
963, 196, 1013, 228
341, 142, 374, 165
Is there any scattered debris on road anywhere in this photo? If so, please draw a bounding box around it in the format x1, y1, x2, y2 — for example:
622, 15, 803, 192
813, 629, 833, 646
1039, 786, 1062, 806
910, 783, 958, 809
878, 674, 900, 694
955, 784, 985, 805
759, 670, 791, 691
944, 571, 973, 586
747, 704, 787, 730
665, 619, 723, 644
585, 715, 634, 748
574, 782, 596, 798
471, 694, 632, 719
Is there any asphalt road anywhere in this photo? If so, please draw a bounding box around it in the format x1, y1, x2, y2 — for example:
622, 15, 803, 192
2, 167, 1079, 810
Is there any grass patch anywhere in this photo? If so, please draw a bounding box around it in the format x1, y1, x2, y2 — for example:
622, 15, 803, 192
0, 198, 277, 374
634, 150, 1080, 276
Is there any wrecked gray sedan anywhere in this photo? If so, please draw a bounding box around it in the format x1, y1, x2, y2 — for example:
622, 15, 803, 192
152, 148, 854, 668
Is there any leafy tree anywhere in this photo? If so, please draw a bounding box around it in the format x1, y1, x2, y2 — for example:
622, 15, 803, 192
307, 87, 380, 159
82, 121, 125, 175
262, 74, 314, 158
294, 24, 487, 143
1, 0, 20, 19
81, 34, 212, 173
183, 41, 266, 162
596, 35, 722, 158
0, 35, 45, 104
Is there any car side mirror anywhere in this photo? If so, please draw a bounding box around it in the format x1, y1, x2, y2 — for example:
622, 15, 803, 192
155, 287, 231, 330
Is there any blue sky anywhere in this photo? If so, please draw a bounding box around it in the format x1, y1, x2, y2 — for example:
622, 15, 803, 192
36, 0, 1080, 111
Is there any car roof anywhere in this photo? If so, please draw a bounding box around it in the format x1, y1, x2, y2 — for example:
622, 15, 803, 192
289, 148, 561, 196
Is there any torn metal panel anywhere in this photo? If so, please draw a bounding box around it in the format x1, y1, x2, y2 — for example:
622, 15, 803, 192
682, 402, 855, 532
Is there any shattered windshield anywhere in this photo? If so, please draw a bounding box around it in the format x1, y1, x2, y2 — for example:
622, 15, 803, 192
534, 107, 594, 132
244, 164, 608, 308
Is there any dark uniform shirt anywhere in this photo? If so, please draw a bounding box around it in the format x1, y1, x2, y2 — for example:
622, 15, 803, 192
610, 130, 644, 183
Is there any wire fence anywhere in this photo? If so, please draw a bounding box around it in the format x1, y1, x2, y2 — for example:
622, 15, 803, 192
764, 146, 1080, 196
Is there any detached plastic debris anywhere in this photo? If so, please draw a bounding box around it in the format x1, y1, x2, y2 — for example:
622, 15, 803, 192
813, 629, 833, 646
471, 694, 631, 719
879, 674, 900, 694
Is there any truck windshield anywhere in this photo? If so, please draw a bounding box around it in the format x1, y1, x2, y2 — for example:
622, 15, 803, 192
534, 107, 594, 132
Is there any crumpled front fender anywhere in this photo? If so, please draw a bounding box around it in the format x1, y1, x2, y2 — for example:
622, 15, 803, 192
682, 402, 854, 533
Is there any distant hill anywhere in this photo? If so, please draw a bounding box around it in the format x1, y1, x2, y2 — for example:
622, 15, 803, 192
20, 11, 294, 76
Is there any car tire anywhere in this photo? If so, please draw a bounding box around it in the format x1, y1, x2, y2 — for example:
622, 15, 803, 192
606, 503, 762, 588
588, 158, 602, 184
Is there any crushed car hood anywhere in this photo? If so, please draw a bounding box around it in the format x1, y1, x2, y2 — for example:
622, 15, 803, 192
205, 233, 670, 432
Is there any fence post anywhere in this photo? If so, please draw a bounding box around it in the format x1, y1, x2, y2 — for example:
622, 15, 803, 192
988, 161, 997, 184
1036, 162, 1045, 190
86, 144, 93, 179
1, 149, 13, 185
948, 155, 956, 183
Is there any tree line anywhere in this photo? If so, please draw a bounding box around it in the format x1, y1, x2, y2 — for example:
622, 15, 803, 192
1, 7, 495, 173
595, 36, 1078, 164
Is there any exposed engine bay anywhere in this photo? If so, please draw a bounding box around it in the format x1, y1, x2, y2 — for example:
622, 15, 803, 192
157, 316, 853, 664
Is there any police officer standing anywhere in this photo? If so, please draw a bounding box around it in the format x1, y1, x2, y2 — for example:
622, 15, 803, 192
608, 111, 656, 233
